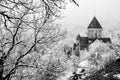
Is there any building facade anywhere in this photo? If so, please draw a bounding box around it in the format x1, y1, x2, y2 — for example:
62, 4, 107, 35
73, 16, 111, 54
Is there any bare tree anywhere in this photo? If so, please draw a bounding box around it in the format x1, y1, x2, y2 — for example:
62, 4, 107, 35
0, 0, 79, 80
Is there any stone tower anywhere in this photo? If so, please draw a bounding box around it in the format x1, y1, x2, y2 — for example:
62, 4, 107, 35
87, 16, 102, 39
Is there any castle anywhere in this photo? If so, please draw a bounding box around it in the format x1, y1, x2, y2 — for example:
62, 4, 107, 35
73, 16, 111, 56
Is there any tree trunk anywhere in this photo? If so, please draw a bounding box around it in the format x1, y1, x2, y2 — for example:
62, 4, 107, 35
0, 59, 4, 80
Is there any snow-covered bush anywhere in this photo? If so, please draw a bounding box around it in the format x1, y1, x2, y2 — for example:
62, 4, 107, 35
88, 40, 118, 72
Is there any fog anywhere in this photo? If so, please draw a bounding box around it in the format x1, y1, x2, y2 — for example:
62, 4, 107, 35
58, 0, 120, 35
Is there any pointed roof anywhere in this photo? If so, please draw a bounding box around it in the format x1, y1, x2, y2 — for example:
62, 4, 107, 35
88, 16, 102, 29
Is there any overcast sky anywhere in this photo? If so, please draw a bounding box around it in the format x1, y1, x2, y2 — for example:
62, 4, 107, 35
57, 0, 120, 35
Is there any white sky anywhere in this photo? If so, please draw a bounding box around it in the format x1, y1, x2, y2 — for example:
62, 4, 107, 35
57, 0, 120, 35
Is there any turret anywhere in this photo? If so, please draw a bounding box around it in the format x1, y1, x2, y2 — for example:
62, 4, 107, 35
87, 16, 102, 39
